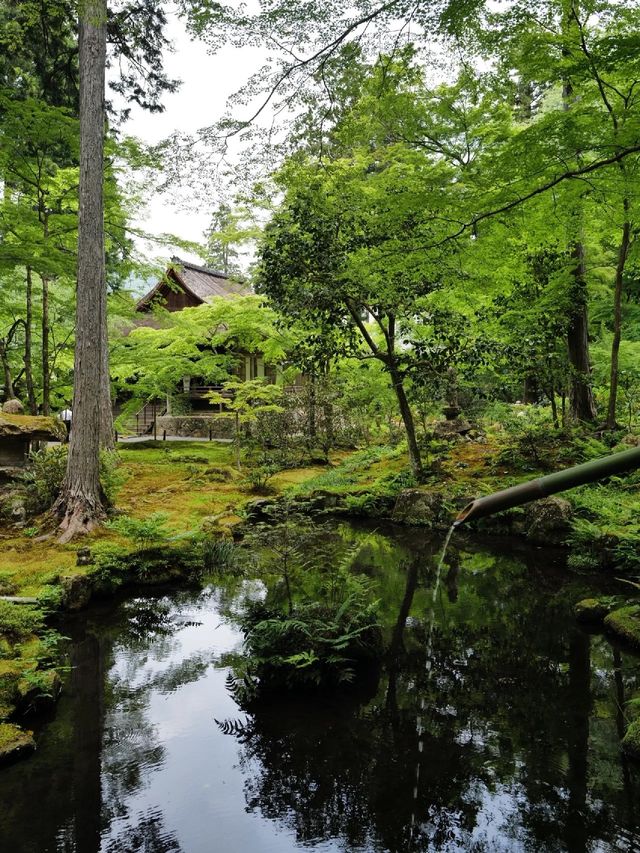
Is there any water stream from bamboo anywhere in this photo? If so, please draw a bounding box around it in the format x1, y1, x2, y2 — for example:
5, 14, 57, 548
409, 521, 459, 844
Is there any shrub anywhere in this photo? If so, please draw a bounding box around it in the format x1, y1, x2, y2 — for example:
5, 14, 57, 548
239, 587, 381, 693
105, 512, 172, 549
21, 446, 124, 513
234, 538, 382, 695
0, 601, 44, 643
202, 538, 243, 575
242, 463, 281, 494
22, 446, 68, 512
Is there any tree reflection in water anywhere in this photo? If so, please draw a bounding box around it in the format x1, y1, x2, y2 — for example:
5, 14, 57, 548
219, 531, 640, 852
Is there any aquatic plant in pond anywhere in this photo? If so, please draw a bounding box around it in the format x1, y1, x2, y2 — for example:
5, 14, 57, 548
235, 508, 383, 692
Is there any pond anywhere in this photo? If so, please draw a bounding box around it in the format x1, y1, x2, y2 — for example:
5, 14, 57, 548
1, 522, 639, 853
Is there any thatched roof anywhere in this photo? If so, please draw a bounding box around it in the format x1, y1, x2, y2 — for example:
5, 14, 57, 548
136, 257, 250, 311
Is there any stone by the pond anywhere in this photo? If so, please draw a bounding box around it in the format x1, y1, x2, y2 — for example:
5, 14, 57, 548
60, 573, 93, 610
392, 489, 445, 527
76, 547, 94, 566
604, 606, 640, 649
523, 497, 572, 545
574, 597, 615, 623
244, 498, 277, 521
0, 723, 35, 765
18, 669, 61, 711
622, 719, 640, 760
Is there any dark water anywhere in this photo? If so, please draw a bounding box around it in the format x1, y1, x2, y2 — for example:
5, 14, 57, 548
1, 523, 640, 853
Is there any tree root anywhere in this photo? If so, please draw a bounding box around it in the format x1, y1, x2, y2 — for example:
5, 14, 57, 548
53, 492, 106, 544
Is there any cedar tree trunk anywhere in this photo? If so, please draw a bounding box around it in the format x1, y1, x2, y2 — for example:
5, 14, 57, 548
24, 267, 37, 414
55, 0, 107, 541
41, 273, 50, 415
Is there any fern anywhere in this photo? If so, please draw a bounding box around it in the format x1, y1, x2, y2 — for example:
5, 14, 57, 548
214, 717, 251, 739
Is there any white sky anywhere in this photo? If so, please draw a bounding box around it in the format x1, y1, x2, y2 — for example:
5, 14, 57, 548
119, 9, 267, 268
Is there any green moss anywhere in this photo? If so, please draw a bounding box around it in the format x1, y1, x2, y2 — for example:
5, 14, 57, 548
622, 719, 640, 760
604, 605, 640, 649
0, 722, 35, 764
574, 597, 616, 623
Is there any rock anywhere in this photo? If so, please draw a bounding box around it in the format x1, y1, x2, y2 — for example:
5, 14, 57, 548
574, 597, 615, 624
523, 497, 572, 545
0, 723, 35, 766
76, 547, 94, 566
622, 719, 640, 760
17, 669, 61, 711
604, 605, 640, 650
0, 412, 66, 442
244, 498, 277, 522
392, 489, 445, 527
432, 418, 474, 440
10, 501, 26, 525
60, 574, 93, 611
156, 414, 235, 439
2, 399, 24, 415
621, 434, 640, 447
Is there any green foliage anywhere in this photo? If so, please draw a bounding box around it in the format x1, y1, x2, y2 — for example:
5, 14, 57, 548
89, 544, 131, 593
241, 463, 281, 494
105, 512, 172, 549
21, 446, 69, 513
0, 601, 44, 643
202, 538, 243, 575
237, 574, 381, 693
20, 446, 124, 514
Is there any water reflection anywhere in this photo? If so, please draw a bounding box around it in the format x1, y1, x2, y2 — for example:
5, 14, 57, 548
0, 527, 639, 853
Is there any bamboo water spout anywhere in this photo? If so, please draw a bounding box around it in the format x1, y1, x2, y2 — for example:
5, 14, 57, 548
456, 444, 640, 525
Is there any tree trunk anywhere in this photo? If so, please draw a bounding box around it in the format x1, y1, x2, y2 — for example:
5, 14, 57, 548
54, 0, 107, 542
566, 240, 597, 422
0, 344, 15, 401
99, 302, 114, 449
606, 211, 632, 429
24, 267, 37, 414
388, 362, 423, 480
41, 274, 51, 416
308, 373, 317, 441
562, 8, 597, 424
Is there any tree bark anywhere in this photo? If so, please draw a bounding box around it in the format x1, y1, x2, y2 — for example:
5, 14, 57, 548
562, 6, 597, 423
99, 303, 114, 449
54, 0, 107, 541
389, 362, 423, 480
606, 206, 632, 429
41, 275, 51, 415
24, 268, 37, 414
0, 345, 15, 401
567, 239, 597, 421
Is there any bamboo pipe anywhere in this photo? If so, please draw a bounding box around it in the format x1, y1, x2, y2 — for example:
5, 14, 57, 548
456, 444, 640, 525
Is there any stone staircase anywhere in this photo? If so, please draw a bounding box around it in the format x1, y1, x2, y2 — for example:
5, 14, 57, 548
118, 400, 166, 437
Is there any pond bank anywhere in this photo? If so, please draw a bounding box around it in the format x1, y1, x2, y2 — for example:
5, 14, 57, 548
1, 434, 640, 765
1, 521, 639, 852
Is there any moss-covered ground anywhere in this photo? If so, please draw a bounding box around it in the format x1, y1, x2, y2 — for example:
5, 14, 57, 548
1, 422, 640, 762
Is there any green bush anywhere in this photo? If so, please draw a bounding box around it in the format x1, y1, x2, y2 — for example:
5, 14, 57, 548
21, 446, 124, 513
105, 512, 172, 549
89, 544, 131, 593
239, 583, 381, 693
0, 601, 44, 643
202, 538, 243, 575
242, 463, 281, 494
22, 446, 68, 512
